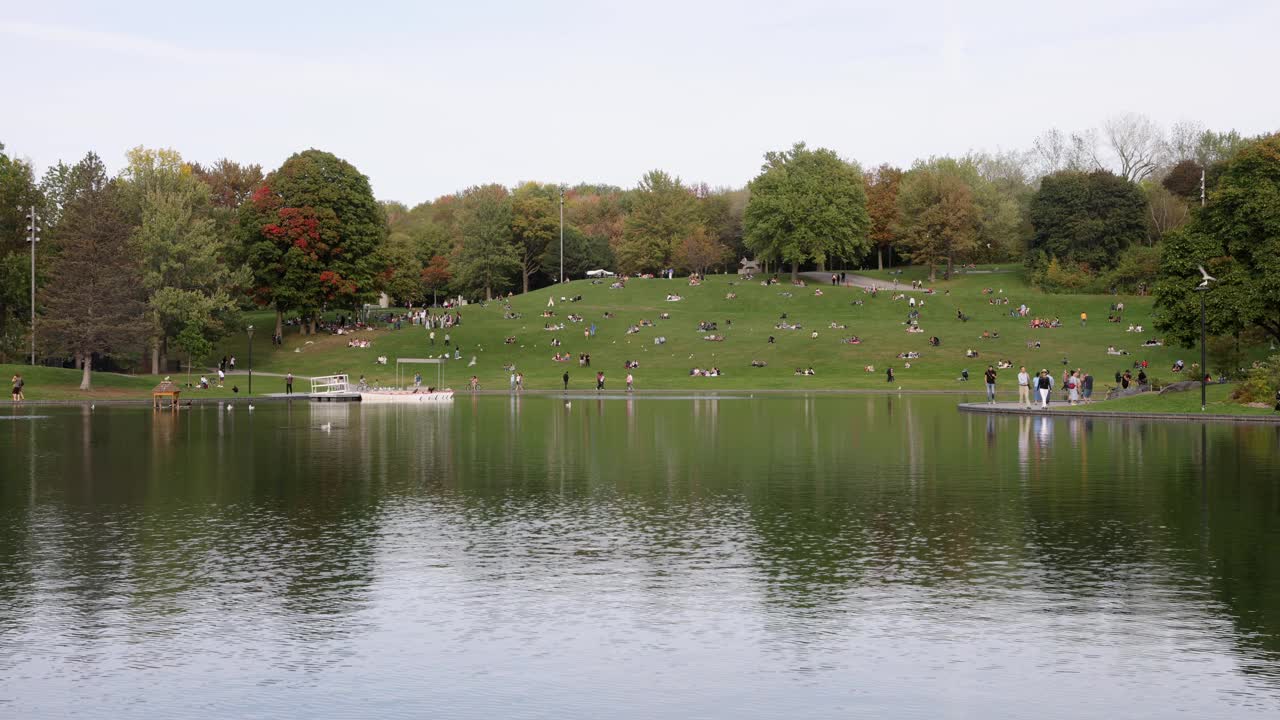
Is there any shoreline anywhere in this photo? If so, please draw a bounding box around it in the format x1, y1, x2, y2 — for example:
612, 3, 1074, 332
7, 388, 982, 407
957, 401, 1280, 424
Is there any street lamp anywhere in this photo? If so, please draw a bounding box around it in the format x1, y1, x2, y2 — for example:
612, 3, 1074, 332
25, 206, 38, 366
1194, 265, 1216, 411
246, 325, 254, 396
559, 187, 565, 283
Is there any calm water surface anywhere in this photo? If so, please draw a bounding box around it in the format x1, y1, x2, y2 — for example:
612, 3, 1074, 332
2, 395, 1279, 718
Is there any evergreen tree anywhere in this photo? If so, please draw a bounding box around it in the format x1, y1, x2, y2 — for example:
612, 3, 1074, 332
39, 159, 146, 390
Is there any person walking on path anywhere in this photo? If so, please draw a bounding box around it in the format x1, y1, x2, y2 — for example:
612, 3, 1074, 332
1017, 366, 1031, 407
285, 372, 294, 395
626, 373, 634, 392
886, 366, 895, 383
1080, 311, 1087, 327
429, 330, 435, 345
11, 374, 23, 402
596, 371, 605, 391
562, 371, 569, 391
985, 366, 998, 404
1066, 371, 1080, 405
1036, 370, 1052, 409
515, 372, 524, 392
444, 332, 451, 347
229, 356, 236, 371
1081, 370, 1093, 403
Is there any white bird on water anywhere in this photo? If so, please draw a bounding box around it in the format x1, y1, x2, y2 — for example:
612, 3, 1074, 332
319, 422, 332, 432
247, 404, 255, 411
226, 404, 233, 411
1197, 265, 1217, 288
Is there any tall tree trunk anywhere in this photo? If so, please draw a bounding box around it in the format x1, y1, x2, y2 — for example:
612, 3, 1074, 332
790, 262, 798, 282
522, 271, 530, 295
79, 352, 91, 391
877, 247, 884, 271
159, 336, 168, 374
928, 263, 936, 283
485, 284, 492, 301
151, 339, 160, 374
274, 308, 283, 343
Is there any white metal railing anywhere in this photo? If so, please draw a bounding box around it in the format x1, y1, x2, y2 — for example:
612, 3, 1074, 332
310, 374, 350, 394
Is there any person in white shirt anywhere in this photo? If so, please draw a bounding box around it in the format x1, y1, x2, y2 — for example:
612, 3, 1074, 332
1017, 366, 1031, 407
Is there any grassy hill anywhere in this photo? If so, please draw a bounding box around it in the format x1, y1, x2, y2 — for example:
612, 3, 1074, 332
6, 265, 1248, 400
211, 265, 1206, 393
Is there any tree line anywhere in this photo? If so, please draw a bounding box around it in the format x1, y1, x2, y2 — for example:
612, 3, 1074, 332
1, 113, 1277, 386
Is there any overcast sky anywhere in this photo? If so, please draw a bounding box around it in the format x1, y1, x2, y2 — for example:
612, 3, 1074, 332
2, 0, 1277, 204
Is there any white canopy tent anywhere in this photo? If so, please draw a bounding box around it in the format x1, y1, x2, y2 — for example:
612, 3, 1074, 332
585, 269, 616, 277
396, 357, 446, 388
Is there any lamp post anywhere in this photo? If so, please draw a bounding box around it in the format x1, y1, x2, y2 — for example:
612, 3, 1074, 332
559, 188, 565, 283
1193, 282, 1212, 411
246, 325, 254, 396
25, 206, 38, 366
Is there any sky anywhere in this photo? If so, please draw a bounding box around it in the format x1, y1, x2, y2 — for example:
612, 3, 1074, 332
2, 0, 1277, 205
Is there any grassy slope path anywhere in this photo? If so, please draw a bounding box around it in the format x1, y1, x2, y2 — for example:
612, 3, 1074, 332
6, 265, 1253, 401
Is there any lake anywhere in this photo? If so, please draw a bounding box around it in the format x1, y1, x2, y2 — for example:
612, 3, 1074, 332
2, 396, 1279, 718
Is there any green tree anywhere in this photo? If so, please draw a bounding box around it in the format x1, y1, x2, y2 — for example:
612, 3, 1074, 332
38, 160, 146, 390
383, 232, 424, 305
1028, 170, 1147, 271
540, 225, 613, 282
743, 143, 870, 280
697, 187, 748, 262
511, 182, 559, 292
454, 184, 518, 300
894, 164, 979, 282
0, 143, 43, 361
1154, 133, 1280, 347
618, 170, 698, 274
125, 148, 245, 373
238, 149, 387, 337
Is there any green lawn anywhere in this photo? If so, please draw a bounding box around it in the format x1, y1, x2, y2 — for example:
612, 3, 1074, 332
2, 364, 255, 402
208, 267, 1227, 393
8, 266, 1266, 404
1059, 382, 1277, 416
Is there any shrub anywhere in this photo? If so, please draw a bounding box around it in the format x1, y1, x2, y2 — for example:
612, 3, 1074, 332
1230, 354, 1280, 404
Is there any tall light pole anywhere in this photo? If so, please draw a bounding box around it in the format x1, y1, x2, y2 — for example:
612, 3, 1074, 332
246, 325, 254, 396
1194, 271, 1214, 411
559, 188, 565, 283
25, 206, 38, 366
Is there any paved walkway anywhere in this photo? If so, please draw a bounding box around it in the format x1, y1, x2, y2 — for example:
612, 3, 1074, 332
958, 400, 1280, 424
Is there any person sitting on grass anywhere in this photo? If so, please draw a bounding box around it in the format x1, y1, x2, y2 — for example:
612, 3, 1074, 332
845, 336, 862, 344
864, 364, 876, 373
1172, 359, 1185, 372
751, 359, 768, 367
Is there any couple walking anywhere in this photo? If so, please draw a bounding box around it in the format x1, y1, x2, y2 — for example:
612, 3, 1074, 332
1013, 367, 1054, 408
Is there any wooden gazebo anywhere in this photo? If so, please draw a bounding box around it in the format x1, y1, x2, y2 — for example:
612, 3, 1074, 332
152, 380, 181, 409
